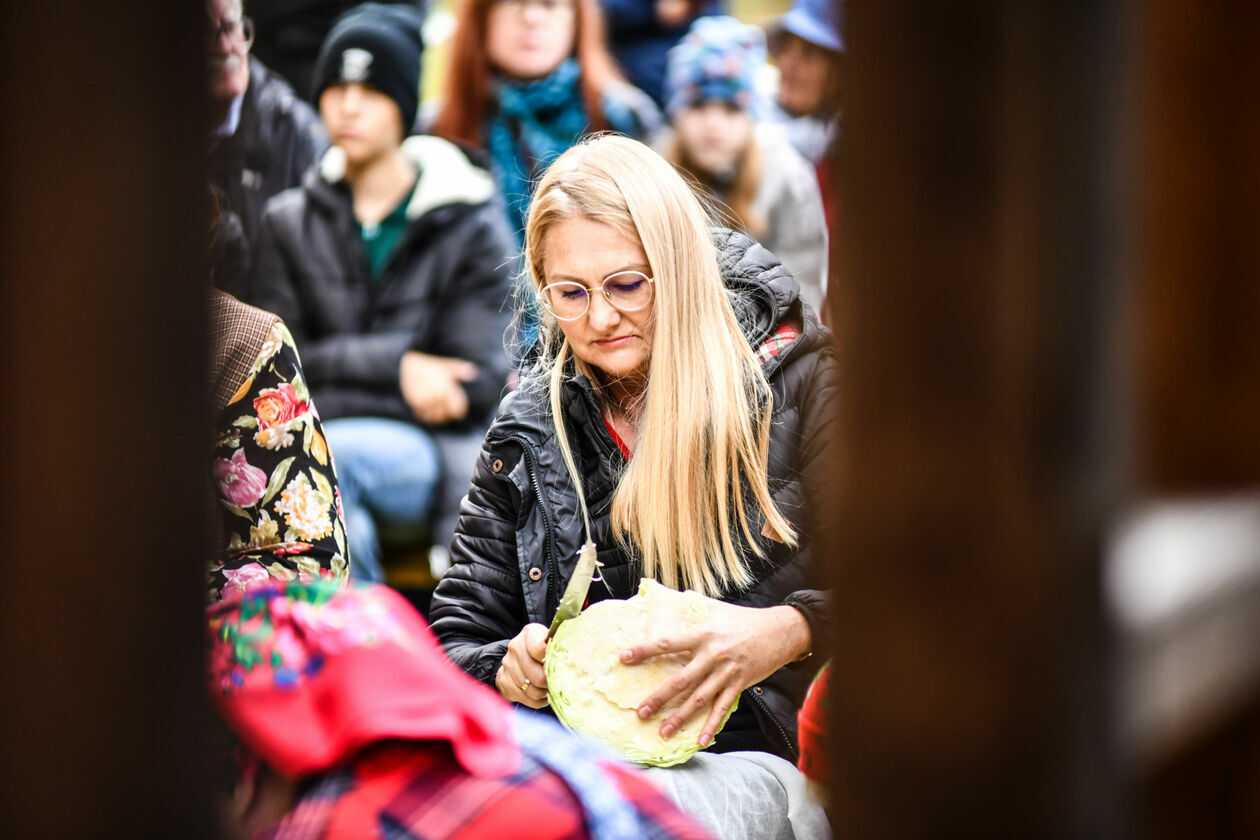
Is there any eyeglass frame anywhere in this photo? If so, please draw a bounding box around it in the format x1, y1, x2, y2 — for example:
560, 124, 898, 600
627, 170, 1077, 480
537, 270, 655, 321
491, 0, 576, 17
208, 15, 255, 49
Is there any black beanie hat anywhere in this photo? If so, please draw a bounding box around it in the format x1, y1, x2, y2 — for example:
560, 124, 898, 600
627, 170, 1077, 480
311, 3, 425, 131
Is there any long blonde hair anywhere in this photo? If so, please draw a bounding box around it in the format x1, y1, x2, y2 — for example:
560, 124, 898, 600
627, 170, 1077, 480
523, 135, 796, 597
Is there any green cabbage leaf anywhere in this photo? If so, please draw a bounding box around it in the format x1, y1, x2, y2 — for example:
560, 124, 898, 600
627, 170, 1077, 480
545, 579, 738, 767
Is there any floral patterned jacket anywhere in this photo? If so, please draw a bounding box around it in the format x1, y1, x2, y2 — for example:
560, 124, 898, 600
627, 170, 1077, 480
209, 291, 349, 600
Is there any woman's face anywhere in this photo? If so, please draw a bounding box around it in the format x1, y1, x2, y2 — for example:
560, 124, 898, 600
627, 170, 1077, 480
486, 0, 576, 81
674, 102, 753, 175
541, 215, 654, 383
772, 32, 834, 117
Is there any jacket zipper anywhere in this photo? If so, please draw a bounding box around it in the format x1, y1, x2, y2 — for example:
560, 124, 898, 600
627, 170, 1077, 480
746, 686, 799, 763
489, 434, 560, 616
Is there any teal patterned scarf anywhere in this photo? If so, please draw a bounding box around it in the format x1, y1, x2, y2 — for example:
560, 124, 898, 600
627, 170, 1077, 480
487, 59, 588, 241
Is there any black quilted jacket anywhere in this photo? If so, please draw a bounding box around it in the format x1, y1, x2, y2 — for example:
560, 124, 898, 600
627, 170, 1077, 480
428, 230, 840, 761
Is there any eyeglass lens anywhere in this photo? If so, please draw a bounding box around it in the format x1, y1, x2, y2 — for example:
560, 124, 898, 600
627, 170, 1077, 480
543, 272, 652, 320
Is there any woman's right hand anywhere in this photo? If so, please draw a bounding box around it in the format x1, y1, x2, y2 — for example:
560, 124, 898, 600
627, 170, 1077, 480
495, 622, 550, 709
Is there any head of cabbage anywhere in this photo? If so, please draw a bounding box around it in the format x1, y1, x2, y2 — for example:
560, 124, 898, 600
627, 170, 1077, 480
544, 578, 737, 767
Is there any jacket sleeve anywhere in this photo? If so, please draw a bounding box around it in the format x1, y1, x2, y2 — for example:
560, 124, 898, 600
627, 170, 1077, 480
421, 204, 517, 422
428, 438, 531, 686
779, 337, 841, 662
250, 201, 414, 390
602, 80, 665, 141
209, 321, 350, 600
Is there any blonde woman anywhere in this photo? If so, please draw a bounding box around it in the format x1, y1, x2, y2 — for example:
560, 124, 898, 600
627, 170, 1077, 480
429, 135, 836, 836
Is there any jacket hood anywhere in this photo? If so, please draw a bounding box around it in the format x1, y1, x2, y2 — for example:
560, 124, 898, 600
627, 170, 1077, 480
712, 227, 807, 347
312, 135, 496, 219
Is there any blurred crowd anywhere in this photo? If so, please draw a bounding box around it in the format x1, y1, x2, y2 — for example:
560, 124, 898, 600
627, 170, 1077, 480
207, 0, 841, 588
204, 0, 842, 837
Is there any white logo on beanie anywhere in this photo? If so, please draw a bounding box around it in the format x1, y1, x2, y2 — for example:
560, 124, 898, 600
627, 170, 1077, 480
340, 48, 373, 83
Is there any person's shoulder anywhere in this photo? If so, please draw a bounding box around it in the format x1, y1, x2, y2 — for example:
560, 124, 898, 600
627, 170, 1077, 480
249, 58, 299, 111
258, 179, 318, 234
755, 122, 819, 192
402, 135, 499, 218
208, 290, 284, 411
249, 58, 324, 133
485, 379, 555, 445
210, 288, 280, 337
601, 80, 665, 138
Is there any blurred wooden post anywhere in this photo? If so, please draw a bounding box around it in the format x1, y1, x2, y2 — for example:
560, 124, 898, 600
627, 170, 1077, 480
1129, 0, 1260, 835
0, 1, 213, 835
824, 0, 1123, 834
1134, 0, 1260, 491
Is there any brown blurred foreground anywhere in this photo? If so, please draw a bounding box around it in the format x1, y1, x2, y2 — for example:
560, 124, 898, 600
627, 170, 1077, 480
1, 0, 1258, 836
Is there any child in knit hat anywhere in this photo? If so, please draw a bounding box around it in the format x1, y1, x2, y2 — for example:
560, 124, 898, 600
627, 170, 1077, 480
660, 15, 829, 314
249, 3, 517, 585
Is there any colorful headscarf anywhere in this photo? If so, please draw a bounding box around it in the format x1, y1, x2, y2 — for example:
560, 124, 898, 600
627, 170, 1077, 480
206, 579, 519, 780
664, 16, 767, 119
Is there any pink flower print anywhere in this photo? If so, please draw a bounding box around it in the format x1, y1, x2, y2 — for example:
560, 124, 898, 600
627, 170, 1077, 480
253, 384, 309, 451
254, 383, 308, 428
222, 562, 272, 598
214, 448, 268, 507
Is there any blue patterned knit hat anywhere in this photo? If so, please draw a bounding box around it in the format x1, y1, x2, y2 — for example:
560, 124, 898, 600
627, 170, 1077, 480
664, 16, 767, 119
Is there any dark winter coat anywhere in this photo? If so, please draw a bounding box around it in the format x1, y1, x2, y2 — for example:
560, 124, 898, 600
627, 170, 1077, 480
428, 230, 839, 762
249, 136, 517, 429
207, 57, 328, 257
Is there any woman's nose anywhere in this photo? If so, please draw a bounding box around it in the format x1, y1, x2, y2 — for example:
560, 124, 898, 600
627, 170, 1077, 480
587, 290, 621, 328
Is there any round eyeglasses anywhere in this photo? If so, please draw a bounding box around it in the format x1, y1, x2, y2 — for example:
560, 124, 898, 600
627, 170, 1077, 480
539, 271, 655, 321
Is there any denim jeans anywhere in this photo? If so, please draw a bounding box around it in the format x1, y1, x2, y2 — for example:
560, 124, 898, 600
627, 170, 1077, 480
322, 417, 440, 583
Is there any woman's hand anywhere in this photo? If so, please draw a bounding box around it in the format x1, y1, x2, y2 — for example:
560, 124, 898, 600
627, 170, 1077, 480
495, 622, 550, 709
619, 601, 811, 748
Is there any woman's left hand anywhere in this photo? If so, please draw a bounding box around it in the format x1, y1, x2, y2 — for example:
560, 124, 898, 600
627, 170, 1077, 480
618, 600, 811, 748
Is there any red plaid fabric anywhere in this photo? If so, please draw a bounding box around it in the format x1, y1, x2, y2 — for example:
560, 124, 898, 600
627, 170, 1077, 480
755, 321, 802, 367
260, 741, 713, 840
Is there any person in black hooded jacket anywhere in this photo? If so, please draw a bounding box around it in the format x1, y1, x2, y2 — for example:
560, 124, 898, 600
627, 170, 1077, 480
250, 4, 516, 582
428, 135, 837, 837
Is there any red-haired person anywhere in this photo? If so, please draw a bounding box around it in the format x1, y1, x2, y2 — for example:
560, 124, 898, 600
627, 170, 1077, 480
427, 0, 663, 243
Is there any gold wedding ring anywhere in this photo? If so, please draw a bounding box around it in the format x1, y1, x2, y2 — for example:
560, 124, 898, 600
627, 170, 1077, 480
520, 679, 531, 693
